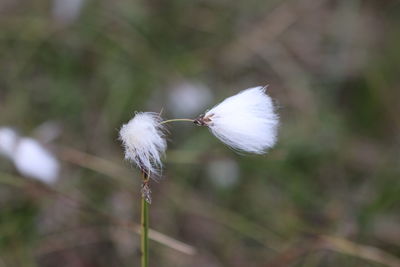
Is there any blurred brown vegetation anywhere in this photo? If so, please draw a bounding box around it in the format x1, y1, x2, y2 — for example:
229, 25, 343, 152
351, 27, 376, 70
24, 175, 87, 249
0, 0, 400, 266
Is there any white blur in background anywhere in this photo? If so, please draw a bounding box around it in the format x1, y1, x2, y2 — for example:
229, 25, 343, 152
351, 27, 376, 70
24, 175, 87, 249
0, 127, 18, 159
167, 81, 213, 118
206, 157, 240, 189
52, 0, 85, 25
0, 127, 60, 184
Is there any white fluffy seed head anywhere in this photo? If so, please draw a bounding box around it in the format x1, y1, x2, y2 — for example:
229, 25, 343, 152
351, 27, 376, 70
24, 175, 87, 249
197, 86, 279, 154
119, 112, 167, 179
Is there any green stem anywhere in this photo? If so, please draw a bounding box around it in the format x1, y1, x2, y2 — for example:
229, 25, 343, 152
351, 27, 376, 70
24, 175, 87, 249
140, 171, 150, 267
160, 118, 194, 125
141, 191, 149, 267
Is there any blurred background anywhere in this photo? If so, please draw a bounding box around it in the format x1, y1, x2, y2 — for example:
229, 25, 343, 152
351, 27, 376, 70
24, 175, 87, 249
0, 0, 400, 266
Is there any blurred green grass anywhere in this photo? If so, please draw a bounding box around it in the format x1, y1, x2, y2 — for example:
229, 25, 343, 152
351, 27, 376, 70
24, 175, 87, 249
1, 0, 400, 266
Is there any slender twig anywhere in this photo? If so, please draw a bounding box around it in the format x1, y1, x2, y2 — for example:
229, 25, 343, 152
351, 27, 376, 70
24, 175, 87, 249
160, 118, 194, 125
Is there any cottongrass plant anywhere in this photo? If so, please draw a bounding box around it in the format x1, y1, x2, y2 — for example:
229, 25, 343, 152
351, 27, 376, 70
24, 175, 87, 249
119, 112, 167, 267
119, 86, 279, 267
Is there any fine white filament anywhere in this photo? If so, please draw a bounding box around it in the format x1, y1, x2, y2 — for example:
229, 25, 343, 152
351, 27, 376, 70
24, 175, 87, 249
203, 86, 279, 154
119, 112, 167, 178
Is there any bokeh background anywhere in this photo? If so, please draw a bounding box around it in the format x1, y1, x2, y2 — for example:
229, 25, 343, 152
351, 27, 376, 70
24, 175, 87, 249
1, 0, 400, 266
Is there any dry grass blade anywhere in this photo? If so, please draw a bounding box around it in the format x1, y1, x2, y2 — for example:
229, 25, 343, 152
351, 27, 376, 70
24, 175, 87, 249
266, 235, 400, 267
148, 229, 196, 256
55, 146, 400, 264
57, 146, 128, 181
58, 146, 284, 251
320, 235, 400, 267
223, 0, 324, 64
0, 171, 196, 256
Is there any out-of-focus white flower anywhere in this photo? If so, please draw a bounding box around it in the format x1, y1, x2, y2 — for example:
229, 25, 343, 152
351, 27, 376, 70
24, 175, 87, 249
119, 112, 167, 178
0, 126, 60, 184
0, 127, 18, 159
207, 157, 239, 189
195, 86, 279, 154
168, 82, 213, 117
13, 138, 60, 184
52, 0, 85, 25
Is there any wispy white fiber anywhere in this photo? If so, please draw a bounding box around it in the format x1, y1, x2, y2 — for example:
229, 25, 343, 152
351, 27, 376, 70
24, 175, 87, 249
198, 86, 279, 154
119, 112, 167, 178
13, 138, 60, 184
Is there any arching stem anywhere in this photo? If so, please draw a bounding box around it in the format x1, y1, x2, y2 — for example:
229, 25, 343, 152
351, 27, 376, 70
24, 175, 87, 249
160, 118, 195, 125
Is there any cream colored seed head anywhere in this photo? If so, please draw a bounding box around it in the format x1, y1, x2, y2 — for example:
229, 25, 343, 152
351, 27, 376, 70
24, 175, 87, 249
119, 112, 167, 178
